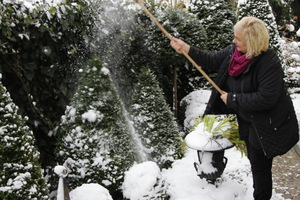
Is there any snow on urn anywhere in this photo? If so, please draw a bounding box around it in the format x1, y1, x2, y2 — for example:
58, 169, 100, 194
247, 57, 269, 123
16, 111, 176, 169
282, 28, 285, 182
185, 115, 245, 184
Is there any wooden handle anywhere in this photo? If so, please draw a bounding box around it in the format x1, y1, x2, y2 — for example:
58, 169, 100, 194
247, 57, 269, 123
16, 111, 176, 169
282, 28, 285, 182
135, 0, 173, 40
134, 0, 223, 94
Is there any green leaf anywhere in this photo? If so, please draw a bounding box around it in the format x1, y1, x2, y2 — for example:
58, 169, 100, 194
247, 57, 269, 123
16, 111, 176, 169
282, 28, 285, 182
48, 7, 56, 15
191, 115, 247, 157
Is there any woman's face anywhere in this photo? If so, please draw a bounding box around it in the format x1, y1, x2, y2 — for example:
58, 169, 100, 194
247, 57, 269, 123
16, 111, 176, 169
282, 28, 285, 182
233, 31, 247, 54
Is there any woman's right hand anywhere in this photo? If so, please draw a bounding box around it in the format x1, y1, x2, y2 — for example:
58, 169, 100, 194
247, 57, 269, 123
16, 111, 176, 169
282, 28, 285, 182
170, 37, 190, 54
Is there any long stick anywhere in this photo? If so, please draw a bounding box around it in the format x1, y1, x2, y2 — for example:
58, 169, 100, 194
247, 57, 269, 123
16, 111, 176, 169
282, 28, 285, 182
134, 0, 223, 94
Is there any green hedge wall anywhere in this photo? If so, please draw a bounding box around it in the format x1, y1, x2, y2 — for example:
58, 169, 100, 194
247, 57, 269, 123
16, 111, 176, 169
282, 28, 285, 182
0, 0, 95, 167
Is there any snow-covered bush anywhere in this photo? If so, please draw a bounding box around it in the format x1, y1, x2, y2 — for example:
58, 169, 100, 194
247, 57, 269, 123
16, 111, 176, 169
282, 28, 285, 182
70, 183, 113, 200
282, 39, 300, 88
0, 74, 49, 199
268, 0, 291, 28
189, 0, 237, 51
54, 56, 138, 199
143, 2, 209, 108
122, 161, 168, 200
146, 3, 207, 63
131, 67, 182, 168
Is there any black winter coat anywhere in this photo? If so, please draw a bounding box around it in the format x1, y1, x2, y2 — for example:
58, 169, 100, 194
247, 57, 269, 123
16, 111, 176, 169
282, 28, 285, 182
188, 44, 299, 158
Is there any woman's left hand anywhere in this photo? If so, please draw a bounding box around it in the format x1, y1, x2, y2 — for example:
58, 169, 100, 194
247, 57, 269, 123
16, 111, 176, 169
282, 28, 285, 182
221, 91, 228, 105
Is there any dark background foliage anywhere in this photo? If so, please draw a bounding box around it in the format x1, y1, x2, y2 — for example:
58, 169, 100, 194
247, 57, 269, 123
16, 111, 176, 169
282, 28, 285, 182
0, 0, 94, 167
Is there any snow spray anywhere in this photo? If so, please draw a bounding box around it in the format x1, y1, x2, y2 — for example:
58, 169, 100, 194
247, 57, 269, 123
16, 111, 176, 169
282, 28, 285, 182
123, 110, 153, 162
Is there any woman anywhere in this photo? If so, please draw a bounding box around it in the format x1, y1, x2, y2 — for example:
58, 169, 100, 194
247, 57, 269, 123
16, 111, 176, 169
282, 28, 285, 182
171, 16, 299, 200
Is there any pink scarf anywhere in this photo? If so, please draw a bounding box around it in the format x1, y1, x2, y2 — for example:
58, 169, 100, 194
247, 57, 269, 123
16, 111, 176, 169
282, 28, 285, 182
228, 47, 252, 76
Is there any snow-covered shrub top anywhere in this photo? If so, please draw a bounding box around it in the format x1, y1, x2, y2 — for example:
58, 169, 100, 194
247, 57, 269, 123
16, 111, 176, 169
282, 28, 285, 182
70, 183, 113, 200
122, 161, 167, 200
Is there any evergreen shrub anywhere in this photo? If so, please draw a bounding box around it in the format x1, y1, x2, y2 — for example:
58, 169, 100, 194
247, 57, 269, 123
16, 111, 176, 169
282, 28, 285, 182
0, 0, 94, 167
0, 74, 49, 200
54, 56, 138, 199
131, 67, 182, 168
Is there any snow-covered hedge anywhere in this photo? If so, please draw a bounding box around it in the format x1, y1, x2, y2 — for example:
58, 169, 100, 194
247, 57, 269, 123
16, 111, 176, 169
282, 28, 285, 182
189, 0, 236, 51
54, 56, 138, 199
0, 0, 94, 168
0, 74, 49, 199
135, 2, 209, 109
131, 67, 182, 168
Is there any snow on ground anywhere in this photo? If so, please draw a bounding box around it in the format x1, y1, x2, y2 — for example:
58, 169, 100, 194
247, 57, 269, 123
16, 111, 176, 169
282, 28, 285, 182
69, 89, 300, 200
163, 147, 252, 200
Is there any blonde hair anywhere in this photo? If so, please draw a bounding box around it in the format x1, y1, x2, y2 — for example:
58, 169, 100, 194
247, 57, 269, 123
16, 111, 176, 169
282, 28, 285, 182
234, 16, 269, 59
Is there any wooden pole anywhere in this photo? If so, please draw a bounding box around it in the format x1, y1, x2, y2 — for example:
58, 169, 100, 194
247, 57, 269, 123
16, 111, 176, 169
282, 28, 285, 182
134, 0, 223, 94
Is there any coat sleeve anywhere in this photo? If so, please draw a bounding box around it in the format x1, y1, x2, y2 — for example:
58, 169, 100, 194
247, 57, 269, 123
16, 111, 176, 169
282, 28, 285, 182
188, 45, 233, 72
227, 50, 284, 112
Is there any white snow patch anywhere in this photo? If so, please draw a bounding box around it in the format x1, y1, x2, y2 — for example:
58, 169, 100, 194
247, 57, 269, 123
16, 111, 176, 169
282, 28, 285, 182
297, 28, 300, 37
70, 184, 113, 200
101, 67, 110, 75
291, 54, 300, 61
54, 165, 68, 177
82, 110, 98, 122
185, 120, 233, 151
122, 161, 161, 200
